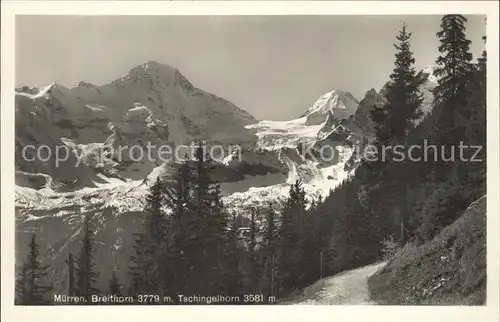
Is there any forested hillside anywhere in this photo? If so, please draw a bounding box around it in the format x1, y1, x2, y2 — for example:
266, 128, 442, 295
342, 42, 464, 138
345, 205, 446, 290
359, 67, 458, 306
319, 15, 487, 304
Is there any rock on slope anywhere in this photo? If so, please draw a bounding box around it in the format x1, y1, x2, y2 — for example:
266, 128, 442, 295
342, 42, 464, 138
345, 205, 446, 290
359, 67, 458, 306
368, 195, 486, 305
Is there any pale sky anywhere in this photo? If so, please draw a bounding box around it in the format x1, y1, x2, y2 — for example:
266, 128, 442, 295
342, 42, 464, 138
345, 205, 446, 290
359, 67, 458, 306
16, 15, 486, 120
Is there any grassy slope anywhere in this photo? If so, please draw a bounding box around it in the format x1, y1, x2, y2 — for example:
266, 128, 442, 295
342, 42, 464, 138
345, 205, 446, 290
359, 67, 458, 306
368, 195, 486, 305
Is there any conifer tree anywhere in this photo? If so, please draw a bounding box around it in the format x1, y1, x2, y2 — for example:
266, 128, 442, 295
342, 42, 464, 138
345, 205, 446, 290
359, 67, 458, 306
344, 179, 381, 267
17, 234, 53, 305
299, 204, 322, 287
193, 144, 213, 217
434, 15, 473, 106
455, 24, 486, 200
370, 23, 425, 155
263, 204, 277, 298
322, 234, 345, 277
264, 203, 277, 251
249, 209, 258, 253
129, 177, 171, 296
408, 14, 478, 236
108, 269, 123, 296
164, 161, 194, 296
143, 177, 170, 294
369, 23, 426, 159
15, 264, 28, 305
179, 143, 227, 295
466, 30, 486, 155
166, 161, 193, 220
248, 208, 259, 292
15, 255, 51, 306
75, 215, 100, 301
220, 211, 242, 297
317, 184, 346, 275
277, 180, 307, 294
432, 15, 474, 150
128, 233, 149, 295
366, 23, 426, 243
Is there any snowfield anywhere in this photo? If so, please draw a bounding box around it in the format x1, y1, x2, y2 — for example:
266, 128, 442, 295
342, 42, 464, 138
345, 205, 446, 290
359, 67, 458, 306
246, 90, 359, 151
246, 117, 326, 150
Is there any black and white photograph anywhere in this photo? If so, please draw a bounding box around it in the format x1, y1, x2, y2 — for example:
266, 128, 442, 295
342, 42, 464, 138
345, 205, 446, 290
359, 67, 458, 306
1, 1, 499, 320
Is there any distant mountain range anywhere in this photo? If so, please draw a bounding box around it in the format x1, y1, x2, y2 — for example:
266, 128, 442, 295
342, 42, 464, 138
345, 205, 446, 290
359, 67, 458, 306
14, 60, 437, 292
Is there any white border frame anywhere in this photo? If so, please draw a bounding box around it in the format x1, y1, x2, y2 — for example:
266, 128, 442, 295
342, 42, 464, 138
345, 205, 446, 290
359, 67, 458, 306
1, 2, 499, 321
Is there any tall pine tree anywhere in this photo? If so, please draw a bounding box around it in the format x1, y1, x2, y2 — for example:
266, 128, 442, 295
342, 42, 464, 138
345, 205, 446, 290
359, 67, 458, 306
15, 264, 28, 305
263, 204, 277, 298
164, 161, 194, 297
410, 14, 478, 238
377, 23, 426, 144
15, 235, 52, 305
276, 180, 307, 295
366, 23, 425, 243
432, 15, 473, 155
219, 211, 242, 297
192, 144, 227, 295
247, 208, 259, 293
129, 177, 170, 296
128, 233, 149, 296
144, 177, 170, 295
75, 215, 100, 301
169, 143, 228, 297
454, 20, 486, 202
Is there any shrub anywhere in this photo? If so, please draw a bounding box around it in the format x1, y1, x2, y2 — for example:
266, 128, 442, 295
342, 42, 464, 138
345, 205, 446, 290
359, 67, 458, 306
381, 235, 400, 261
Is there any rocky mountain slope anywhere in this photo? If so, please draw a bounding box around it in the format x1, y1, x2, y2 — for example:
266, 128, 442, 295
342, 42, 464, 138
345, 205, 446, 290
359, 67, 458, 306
15, 61, 257, 185
368, 195, 486, 305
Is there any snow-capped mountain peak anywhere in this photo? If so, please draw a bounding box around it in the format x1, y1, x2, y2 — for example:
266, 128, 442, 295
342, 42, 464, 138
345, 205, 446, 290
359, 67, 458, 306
301, 89, 359, 125
129, 60, 176, 76
126, 60, 194, 90
422, 65, 439, 84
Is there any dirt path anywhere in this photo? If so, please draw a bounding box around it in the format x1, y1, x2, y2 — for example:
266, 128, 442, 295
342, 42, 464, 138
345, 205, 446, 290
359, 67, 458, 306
287, 262, 386, 305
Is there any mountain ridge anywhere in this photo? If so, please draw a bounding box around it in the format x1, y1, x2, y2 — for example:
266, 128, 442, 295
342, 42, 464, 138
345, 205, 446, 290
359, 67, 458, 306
14, 60, 439, 294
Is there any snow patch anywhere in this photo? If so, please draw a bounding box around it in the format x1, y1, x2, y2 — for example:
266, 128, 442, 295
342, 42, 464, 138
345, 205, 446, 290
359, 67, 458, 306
16, 82, 56, 99
127, 103, 150, 114
85, 104, 105, 112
